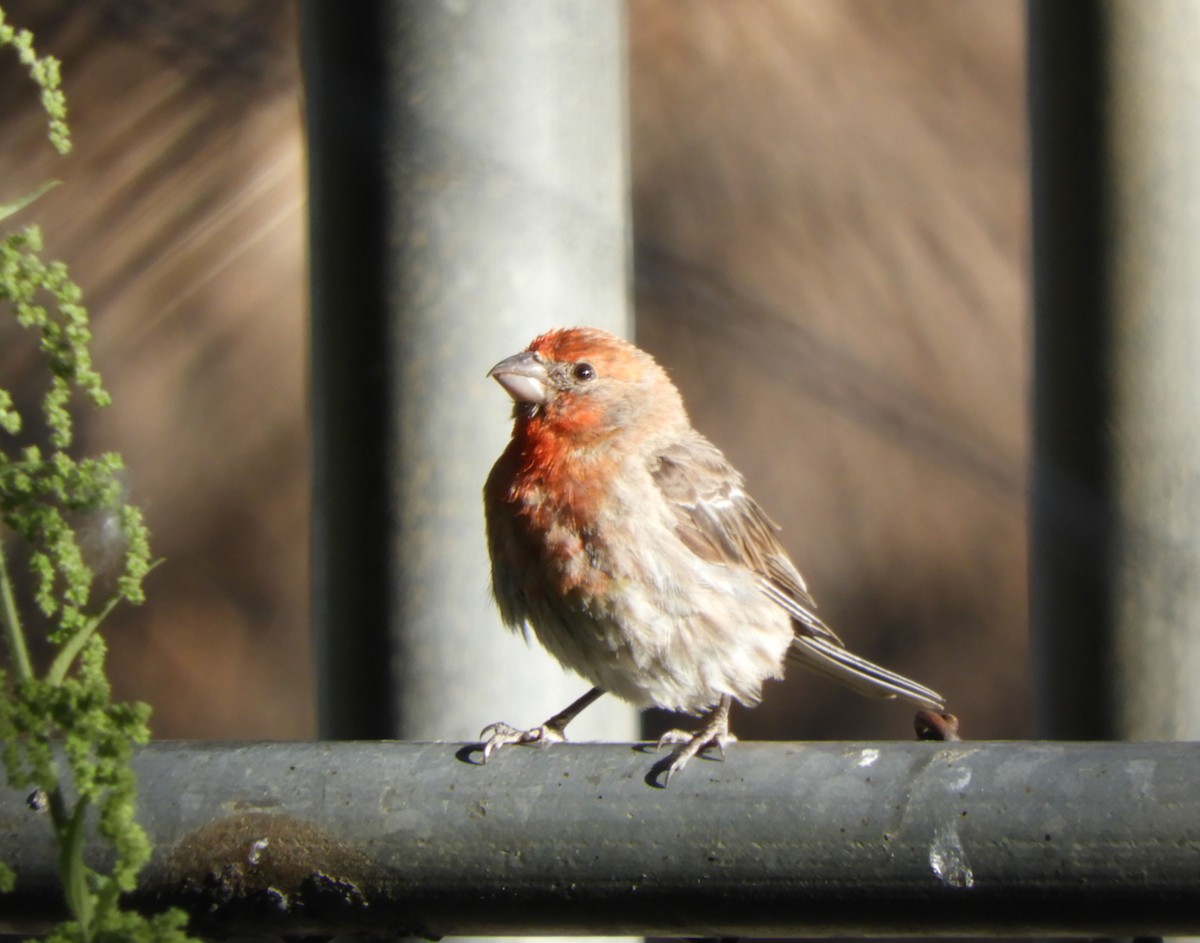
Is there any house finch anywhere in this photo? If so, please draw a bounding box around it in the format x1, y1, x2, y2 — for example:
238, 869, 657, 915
481, 327, 945, 780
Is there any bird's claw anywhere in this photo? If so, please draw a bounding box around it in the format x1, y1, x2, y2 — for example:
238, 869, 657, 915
478, 722, 566, 762
655, 727, 737, 781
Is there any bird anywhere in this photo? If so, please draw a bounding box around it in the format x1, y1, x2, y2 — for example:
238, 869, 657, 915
480, 326, 945, 780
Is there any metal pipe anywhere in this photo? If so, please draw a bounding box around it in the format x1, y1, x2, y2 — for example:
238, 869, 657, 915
304, 2, 636, 743
2, 741, 1198, 938
1030, 1, 1200, 739
1102, 2, 1200, 740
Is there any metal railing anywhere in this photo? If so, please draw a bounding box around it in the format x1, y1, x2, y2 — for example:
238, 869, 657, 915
2, 740, 1198, 938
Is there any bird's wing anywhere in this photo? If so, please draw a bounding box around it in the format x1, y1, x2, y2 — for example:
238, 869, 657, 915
649, 435, 945, 710
649, 435, 843, 645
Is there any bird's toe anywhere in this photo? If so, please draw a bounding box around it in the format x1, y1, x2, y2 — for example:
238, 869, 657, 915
479, 722, 566, 762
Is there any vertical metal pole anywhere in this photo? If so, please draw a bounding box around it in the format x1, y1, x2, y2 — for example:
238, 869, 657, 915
304, 1, 637, 753
1104, 2, 1200, 741
1030, 0, 1200, 740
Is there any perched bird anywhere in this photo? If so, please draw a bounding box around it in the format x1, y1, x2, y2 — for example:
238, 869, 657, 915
481, 327, 945, 780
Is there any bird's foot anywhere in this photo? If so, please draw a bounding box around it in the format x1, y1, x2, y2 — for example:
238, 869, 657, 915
477, 689, 604, 764
656, 708, 736, 782
478, 721, 567, 762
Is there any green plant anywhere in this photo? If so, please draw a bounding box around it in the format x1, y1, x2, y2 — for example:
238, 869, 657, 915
0, 9, 193, 941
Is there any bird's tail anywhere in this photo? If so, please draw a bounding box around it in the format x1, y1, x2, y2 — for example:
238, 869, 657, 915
788, 635, 945, 710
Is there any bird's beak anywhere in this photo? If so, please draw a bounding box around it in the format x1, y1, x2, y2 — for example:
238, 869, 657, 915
488, 351, 551, 404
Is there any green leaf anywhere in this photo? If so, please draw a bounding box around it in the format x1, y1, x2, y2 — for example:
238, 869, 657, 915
60, 797, 95, 940
46, 594, 121, 687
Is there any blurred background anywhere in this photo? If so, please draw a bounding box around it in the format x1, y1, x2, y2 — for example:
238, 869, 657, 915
0, 0, 1027, 742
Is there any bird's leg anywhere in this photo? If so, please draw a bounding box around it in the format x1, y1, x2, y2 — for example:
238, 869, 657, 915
656, 695, 736, 781
479, 686, 605, 762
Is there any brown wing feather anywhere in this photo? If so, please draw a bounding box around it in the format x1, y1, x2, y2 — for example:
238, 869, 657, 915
649, 435, 843, 645
650, 435, 946, 710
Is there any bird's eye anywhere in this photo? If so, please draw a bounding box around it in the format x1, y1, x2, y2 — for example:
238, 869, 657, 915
572, 362, 596, 382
